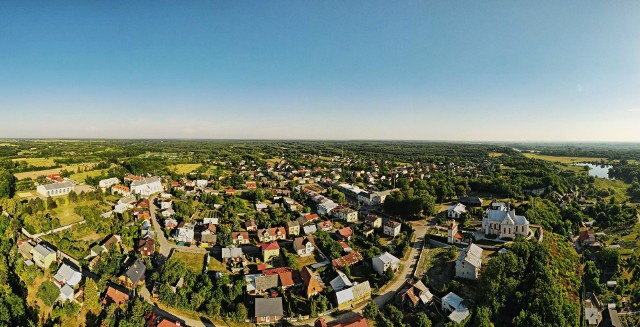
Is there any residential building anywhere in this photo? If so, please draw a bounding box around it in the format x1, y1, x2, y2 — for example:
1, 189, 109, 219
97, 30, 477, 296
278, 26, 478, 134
111, 184, 131, 196
258, 227, 286, 243
330, 270, 352, 292
383, 221, 401, 237
261, 241, 281, 263
232, 232, 250, 245
286, 220, 300, 237
99, 177, 121, 190
332, 251, 364, 271
580, 230, 597, 246
130, 177, 163, 197
458, 196, 483, 207
255, 297, 284, 324
137, 237, 155, 257
364, 215, 382, 229
37, 182, 74, 197
372, 252, 400, 276
301, 267, 324, 298
264, 267, 299, 290
335, 281, 372, 310
447, 203, 467, 219
482, 205, 529, 239
119, 258, 146, 289
221, 246, 247, 272
245, 220, 257, 232
447, 221, 464, 244
455, 244, 483, 280
103, 285, 130, 306
334, 206, 358, 223
315, 316, 369, 327
31, 243, 56, 269
174, 223, 195, 243
53, 263, 82, 287
396, 280, 433, 310
337, 227, 353, 241
441, 292, 470, 324
293, 237, 315, 257
317, 220, 334, 232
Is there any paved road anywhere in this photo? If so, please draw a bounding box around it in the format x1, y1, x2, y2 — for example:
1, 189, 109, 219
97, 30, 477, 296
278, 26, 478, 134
143, 196, 217, 327
300, 222, 429, 325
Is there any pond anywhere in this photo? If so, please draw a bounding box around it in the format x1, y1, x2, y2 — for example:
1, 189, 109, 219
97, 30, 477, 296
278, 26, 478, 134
575, 163, 612, 179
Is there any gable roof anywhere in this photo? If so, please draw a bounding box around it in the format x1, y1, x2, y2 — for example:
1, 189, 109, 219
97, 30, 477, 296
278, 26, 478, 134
124, 258, 146, 285
374, 252, 400, 266
332, 251, 364, 270
255, 297, 283, 317
330, 270, 352, 291
54, 263, 82, 286
255, 274, 279, 291
486, 209, 529, 225
32, 243, 55, 257
103, 285, 130, 306
261, 241, 280, 251
456, 243, 483, 269
301, 267, 324, 296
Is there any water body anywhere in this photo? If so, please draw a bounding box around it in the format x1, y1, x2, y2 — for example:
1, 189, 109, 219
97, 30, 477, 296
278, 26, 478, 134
575, 163, 612, 179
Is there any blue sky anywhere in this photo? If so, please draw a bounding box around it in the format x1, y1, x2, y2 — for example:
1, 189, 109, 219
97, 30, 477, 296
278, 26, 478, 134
1, 1, 639, 141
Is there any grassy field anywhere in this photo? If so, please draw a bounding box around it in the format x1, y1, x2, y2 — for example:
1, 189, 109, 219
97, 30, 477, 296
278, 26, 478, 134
172, 251, 206, 274
207, 257, 231, 273
170, 163, 202, 174
49, 199, 100, 225
14, 162, 98, 180
11, 157, 59, 167
523, 153, 606, 164
416, 246, 446, 278
594, 178, 631, 202
70, 168, 109, 183
489, 152, 504, 157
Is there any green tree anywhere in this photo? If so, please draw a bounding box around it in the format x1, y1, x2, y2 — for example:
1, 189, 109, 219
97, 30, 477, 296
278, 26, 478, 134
0, 170, 16, 199
473, 306, 492, 327
363, 301, 378, 320
235, 303, 248, 322
37, 281, 60, 306
84, 278, 100, 313
413, 312, 432, 327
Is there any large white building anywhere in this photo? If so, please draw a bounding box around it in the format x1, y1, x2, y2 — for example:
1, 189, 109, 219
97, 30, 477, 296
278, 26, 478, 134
482, 203, 529, 239
372, 252, 400, 276
455, 244, 483, 280
447, 203, 466, 219
130, 177, 163, 197
37, 182, 74, 197
98, 177, 120, 190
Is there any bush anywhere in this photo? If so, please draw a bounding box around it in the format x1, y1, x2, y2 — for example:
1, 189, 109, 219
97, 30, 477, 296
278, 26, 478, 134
37, 281, 60, 306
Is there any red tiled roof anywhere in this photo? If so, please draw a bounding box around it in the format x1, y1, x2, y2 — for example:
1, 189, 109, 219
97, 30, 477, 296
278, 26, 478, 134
305, 213, 319, 221
332, 251, 364, 270
261, 242, 280, 251
338, 227, 353, 238
157, 319, 180, 327
102, 286, 129, 306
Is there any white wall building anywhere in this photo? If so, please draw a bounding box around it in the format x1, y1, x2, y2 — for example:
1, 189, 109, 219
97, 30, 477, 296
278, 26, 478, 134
37, 182, 74, 197
99, 177, 120, 190
372, 252, 400, 276
447, 203, 466, 219
455, 244, 483, 280
482, 204, 529, 239
130, 177, 163, 197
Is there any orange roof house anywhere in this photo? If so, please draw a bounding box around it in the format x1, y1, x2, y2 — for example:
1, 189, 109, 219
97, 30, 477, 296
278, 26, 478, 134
301, 266, 324, 298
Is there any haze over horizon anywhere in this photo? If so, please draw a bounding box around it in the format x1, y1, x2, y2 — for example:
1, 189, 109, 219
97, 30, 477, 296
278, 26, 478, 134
2, 1, 640, 141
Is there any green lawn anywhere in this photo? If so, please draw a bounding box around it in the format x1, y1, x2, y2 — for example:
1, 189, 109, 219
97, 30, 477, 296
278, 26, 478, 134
169, 163, 202, 174
594, 178, 631, 202
172, 251, 206, 274
207, 257, 231, 273
70, 169, 109, 183
523, 153, 606, 164
49, 200, 100, 225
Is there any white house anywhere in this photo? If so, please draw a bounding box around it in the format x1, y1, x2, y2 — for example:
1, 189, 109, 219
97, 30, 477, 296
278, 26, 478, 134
37, 182, 74, 197
372, 252, 400, 276
330, 270, 352, 291
174, 224, 195, 243
293, 237, 315, 257
383, 221, 402, 237
455, 244, 483, 280
447, 203, 466, 219
99, 177, 120, 190
130, 177, 163, 197
441, 292, 470, 324
53, 263, 82, 287
334, 206, 358, 223
482, 204, 529, 239
447, 221, 464, 244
